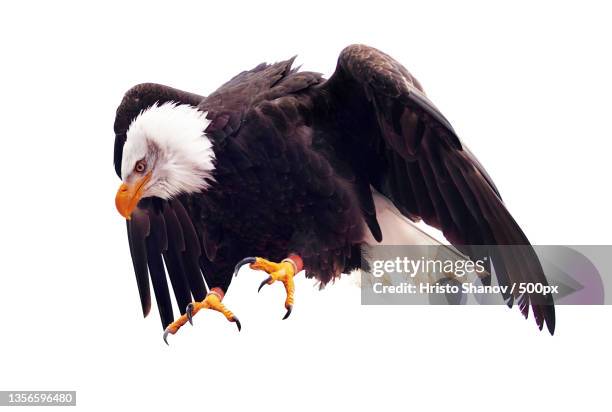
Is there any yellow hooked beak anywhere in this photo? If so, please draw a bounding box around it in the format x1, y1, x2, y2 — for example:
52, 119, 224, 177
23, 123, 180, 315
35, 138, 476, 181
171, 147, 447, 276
115, 172, 152, 219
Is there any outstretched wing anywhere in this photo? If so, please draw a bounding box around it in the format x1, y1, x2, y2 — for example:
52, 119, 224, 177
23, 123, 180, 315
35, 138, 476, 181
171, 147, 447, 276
319, 45, 555, 333
114, 83, 209, 328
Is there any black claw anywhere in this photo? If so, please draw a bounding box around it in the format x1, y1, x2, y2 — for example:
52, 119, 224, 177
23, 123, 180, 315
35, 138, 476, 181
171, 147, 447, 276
233, 257, 257, 277
233, 316, 242, 332
283, 305, 293, 320
258, 276, 272, 293
186, 303, 194, 325
163, 328, 171, 345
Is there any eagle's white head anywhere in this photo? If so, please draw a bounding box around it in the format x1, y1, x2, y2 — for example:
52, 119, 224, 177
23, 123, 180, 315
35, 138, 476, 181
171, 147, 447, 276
115, 102, 215, 219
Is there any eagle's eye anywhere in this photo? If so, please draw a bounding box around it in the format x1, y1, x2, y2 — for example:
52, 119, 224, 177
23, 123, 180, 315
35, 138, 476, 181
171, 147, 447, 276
134, 159, 147, 173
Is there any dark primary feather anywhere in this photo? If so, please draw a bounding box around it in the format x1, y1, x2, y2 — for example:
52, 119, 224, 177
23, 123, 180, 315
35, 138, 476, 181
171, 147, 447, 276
113, 46, 554, 334
125, 208, 151, 316
144, 204, 173, 327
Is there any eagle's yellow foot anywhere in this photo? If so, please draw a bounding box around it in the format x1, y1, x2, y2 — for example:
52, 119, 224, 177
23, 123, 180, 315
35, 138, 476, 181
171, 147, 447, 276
233, 255, 303, 320
162, 314, 190, 345
162, 288, 240, 345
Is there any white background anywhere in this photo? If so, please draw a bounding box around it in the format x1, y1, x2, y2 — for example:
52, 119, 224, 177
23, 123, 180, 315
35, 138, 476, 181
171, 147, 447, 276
1, 1, 611, 411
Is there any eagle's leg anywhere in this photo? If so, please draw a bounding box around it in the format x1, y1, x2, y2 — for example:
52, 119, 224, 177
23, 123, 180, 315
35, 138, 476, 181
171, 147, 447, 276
234, 255, 303, 320
162, 288, 241, 345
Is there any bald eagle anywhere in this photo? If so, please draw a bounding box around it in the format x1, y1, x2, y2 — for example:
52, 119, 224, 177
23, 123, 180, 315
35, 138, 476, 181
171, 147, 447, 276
113, 45, 555, 343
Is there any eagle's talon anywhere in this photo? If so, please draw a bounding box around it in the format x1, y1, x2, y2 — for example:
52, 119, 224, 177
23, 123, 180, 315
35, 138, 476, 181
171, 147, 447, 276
233, 257, 256, 277
161, 290, 237, 343
258, 276, 272, 293
162, 314, 189, 345
186, 303, 195, 325
185, 290, 240, 331
232, 316, 242, 332
162, 327, 172, 345
283, 305, 293, 320
247, 256, 302, 321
